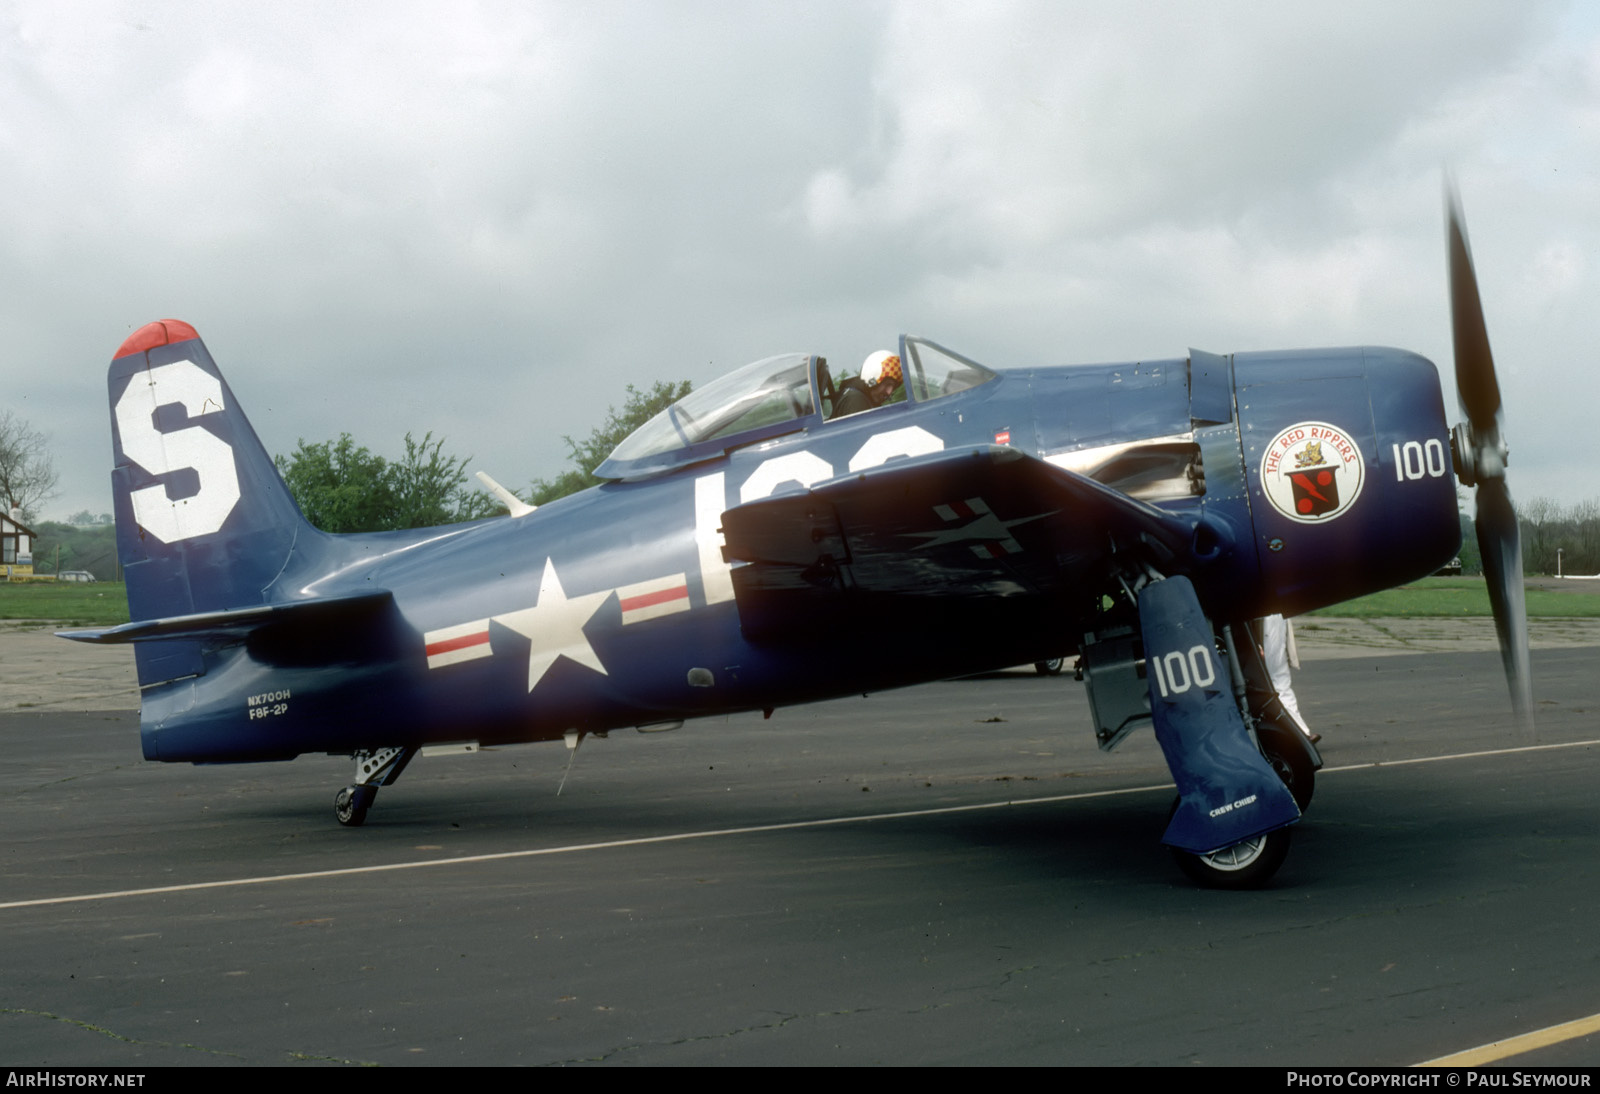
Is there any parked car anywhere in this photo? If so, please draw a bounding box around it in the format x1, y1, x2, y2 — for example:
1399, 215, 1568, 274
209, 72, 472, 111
57, 570, 97, 583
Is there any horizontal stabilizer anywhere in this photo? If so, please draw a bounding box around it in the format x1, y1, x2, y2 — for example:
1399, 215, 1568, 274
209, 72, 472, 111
58, 590, 395, 645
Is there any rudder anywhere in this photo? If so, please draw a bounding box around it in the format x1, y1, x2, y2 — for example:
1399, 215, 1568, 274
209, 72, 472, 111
109, 320, 314, 626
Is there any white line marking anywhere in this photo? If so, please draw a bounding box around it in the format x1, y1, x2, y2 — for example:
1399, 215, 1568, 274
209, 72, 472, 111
4, 737, 1596, 913
0, 784, 1172, 911
1319, 737, 1600, 774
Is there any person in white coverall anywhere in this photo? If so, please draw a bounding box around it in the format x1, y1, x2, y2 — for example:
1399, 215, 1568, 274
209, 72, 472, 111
1261, 614, 1318, 744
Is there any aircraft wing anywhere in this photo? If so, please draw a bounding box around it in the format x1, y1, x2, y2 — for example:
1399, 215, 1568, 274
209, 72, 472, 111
721, 444, 1208, 640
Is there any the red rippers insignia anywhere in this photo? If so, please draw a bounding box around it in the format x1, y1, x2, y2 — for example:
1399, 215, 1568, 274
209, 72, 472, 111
1259, 421, 1366, 523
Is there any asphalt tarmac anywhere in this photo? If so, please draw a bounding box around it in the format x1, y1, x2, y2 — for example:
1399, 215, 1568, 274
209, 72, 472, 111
2, 634, 1598, 1066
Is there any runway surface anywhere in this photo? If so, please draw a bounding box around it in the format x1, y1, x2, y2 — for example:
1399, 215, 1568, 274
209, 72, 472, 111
2, 644, 1598, 1066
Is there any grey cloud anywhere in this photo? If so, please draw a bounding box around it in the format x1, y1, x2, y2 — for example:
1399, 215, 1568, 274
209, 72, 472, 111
0, 1, 1590, 520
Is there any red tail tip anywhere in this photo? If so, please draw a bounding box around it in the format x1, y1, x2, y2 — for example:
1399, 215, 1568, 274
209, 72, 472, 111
115, 320, 200, 360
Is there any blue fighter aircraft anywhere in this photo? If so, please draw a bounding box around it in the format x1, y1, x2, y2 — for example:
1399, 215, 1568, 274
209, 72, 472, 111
64, 195, 1531, 887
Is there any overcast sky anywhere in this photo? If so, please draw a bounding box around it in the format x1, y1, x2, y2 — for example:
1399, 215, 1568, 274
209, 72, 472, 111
4, 0, 1595, 522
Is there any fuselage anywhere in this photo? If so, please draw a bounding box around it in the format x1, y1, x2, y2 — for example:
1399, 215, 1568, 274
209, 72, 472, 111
131, 338, 1459, 763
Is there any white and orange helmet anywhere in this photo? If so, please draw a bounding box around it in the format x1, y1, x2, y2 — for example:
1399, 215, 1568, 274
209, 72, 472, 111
861, 350, 902, 388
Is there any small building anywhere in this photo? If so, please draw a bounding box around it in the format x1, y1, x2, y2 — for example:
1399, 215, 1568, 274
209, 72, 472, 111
2, 508, 36, 580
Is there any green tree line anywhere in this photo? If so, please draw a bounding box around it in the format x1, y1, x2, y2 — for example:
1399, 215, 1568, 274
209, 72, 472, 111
28, 520, 119, 580
275, 380, 688, 534
1446, 499, 1600, 579
272, 432, 498, 534
527, 381, 690, 505
1516, 497, 1600, 577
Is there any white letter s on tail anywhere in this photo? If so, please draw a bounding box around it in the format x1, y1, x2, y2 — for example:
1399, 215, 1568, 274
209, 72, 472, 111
115, 360, 241, 543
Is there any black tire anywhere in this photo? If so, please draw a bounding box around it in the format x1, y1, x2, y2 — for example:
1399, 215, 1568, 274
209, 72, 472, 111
1034, 658, 1065, 676
1170, 826, 1292, 889
335, 785, 372, 827
1261, 732, 1316, 813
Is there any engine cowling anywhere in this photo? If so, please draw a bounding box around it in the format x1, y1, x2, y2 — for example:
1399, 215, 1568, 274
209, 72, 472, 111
1231, 346, 1461, 617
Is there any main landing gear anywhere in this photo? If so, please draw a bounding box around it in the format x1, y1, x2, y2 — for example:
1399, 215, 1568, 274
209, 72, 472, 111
1255, 717, 1317, 814
1078, 575, 1308, 888
1162, 624, 1322, 889
334, 746, 417, 827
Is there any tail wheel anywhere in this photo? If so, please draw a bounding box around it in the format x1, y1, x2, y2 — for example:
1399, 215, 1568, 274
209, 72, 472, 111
335, 785, 376, 827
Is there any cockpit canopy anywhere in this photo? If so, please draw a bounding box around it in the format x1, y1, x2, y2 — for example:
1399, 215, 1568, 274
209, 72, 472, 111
606, 353, 814, 467
596, 336, 998, 480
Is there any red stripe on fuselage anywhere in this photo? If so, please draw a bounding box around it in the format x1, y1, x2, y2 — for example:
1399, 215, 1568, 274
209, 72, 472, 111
620, 585, 689, 613
426, 630, 491, 657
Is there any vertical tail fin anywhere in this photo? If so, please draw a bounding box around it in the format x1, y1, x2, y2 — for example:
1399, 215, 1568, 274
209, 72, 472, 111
109, 320, 314, 624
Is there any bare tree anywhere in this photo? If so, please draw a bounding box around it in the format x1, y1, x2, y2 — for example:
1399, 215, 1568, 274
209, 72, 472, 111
0, 410, 59, 520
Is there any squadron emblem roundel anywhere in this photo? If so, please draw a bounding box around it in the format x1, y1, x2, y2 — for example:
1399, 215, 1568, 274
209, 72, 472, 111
1258, 421, 1366, 524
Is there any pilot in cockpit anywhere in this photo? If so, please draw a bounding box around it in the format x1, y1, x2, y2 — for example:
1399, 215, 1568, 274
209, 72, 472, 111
829, 350, 904, 419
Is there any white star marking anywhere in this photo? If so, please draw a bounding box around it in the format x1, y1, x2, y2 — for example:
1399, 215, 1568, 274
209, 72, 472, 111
492, 558, 612, 691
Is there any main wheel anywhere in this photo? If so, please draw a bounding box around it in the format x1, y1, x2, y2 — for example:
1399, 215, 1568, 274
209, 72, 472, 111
1264, 741, 1315, 812
335, 784, 375, 827
1257, 722, 1316, 812
1034, 658, 1065, 676
1170, 826, 1292, 889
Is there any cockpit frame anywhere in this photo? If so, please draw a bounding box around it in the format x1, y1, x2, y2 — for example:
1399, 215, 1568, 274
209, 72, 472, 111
594, 335, 997, 481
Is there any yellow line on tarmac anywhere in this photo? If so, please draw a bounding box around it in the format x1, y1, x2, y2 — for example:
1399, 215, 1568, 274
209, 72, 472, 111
1417, 1011, 1600, 1066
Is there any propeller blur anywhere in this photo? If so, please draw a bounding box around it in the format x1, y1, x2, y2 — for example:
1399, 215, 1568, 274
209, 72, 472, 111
1446, 184, 1534, 732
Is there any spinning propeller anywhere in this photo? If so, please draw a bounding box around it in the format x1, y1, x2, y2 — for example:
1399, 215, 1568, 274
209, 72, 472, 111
1445, 185, 1534, 732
